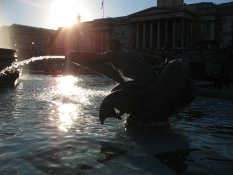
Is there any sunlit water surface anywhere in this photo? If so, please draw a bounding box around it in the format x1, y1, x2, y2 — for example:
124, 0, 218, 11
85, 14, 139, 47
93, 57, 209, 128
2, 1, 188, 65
0, 75, 233, 175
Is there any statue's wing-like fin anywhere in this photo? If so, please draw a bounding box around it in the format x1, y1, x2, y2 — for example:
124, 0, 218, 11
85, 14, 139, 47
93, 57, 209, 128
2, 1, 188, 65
66, 51, 125, 83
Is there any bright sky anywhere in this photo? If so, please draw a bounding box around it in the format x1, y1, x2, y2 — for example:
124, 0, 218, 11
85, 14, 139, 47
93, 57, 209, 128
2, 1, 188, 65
0, 0, 232, 29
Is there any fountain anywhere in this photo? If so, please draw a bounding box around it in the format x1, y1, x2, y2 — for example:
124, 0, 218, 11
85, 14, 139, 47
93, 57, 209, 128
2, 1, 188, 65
0, 48, 21, 87
0, 40, 195, 130
66, 51, 195, 129
0, 48, 65, 88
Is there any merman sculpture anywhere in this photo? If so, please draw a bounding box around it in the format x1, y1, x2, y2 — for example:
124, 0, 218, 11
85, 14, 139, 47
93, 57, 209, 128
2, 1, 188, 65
99, 59, 195, 126
66, 39, 195, 128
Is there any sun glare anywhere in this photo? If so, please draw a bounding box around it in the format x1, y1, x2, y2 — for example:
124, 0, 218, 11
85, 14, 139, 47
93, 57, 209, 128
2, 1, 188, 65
57, 75, 78, 94
49, 0, 81, 29
58, 103, 78, 132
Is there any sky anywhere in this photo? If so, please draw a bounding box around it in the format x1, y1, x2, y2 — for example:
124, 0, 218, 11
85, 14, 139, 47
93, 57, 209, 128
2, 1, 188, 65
0, 0, 232, 29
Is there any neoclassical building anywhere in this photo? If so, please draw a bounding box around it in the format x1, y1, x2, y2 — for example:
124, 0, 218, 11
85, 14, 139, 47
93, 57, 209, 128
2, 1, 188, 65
130, 5, 195, 50
131, 0, 233, 51
1, 0, 232, 57
0, 24, 56, 59
71, 0, 232, 79
77, 0, 233, 54
76, 17, 131, 53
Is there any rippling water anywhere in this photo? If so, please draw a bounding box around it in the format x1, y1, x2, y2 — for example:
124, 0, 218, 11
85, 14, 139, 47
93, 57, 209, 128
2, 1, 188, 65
0, 75, 233, 175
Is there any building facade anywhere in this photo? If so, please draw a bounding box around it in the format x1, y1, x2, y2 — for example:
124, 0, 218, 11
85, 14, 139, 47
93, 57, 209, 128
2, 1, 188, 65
75, 1, 232, 55
130, 1, 233, 53
76, 17, 132, 53
1, 1, 232, 59
74, 0, 233, 79
0, 24, 56, 59
130, 7, 195, 51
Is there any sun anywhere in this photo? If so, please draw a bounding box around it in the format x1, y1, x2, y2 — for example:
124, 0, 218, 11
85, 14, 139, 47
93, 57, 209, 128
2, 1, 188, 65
49, 0, 81, 29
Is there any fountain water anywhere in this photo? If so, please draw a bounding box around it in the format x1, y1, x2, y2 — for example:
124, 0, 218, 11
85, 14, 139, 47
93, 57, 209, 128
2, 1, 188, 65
0, 54, 65, 87
2, 55, 65, 73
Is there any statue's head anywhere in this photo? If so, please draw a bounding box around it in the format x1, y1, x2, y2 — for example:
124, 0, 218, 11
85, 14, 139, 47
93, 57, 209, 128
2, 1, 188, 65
99, 90, 126, 124
99, 105, 119, 125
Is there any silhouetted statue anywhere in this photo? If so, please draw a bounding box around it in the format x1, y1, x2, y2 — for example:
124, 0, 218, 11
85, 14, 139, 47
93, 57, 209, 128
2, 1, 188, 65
66, 39, 195, 128
99, 59, 195, 125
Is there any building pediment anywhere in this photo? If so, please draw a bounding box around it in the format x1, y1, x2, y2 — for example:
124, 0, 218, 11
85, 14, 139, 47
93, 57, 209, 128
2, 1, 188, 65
129, 7, 181, 17
129, 7, 197, 22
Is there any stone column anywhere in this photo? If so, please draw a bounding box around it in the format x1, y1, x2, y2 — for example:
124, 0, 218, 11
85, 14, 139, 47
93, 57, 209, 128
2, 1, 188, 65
190, 21, 193, 48
172, 20, 176, 48
136, 23, 140, 49
101, 31, 104, 52
149, 22, 153, 48
157, 20, 160, 49
165, 19, 168, 48
143, 22, 146, 49
92, 32, 96, 52
210, 21, 215, 40
181, 18, 185, 48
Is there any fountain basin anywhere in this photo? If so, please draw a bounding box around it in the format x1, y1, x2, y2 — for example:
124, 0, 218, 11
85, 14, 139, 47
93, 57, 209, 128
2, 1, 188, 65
0, 48, 21, 88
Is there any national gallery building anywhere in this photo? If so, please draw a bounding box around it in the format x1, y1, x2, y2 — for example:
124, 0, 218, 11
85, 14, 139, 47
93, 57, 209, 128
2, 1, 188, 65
130, 0, 233, 51
77, 0, 233, 54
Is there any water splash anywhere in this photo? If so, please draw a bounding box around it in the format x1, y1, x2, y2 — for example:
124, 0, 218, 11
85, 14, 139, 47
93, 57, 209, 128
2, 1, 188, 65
0, 55, 65, 75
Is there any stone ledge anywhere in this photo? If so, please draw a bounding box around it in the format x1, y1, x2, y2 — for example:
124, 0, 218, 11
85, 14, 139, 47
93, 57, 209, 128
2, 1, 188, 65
196, 87, 233, 101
